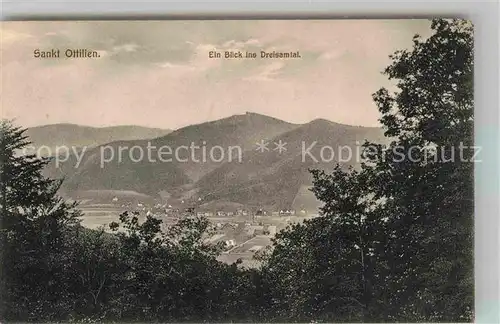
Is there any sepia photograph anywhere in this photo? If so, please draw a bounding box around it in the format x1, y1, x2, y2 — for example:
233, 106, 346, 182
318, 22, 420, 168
1, 18, 474, 323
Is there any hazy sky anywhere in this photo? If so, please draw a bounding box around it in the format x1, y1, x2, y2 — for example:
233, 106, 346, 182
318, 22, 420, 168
1, 20, 433, 129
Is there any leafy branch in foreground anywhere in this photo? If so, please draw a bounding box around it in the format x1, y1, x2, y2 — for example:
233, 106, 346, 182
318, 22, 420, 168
263, 18, 474, 323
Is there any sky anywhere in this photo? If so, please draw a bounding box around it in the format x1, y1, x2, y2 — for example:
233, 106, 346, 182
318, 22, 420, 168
1, 19, 433, 130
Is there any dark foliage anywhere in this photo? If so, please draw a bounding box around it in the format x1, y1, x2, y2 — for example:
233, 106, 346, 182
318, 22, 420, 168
1, 19, 473, 323
262, 18, 474, 323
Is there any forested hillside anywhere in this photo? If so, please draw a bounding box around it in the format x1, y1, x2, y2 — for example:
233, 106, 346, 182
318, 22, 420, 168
0, 19, 474, 323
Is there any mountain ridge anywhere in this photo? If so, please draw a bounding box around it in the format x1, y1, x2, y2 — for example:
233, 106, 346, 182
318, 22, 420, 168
25, 124, 172, 154
36, 112, 386, 212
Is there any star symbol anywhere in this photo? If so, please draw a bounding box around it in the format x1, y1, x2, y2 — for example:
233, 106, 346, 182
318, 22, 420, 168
255, 140, 269, 153
273, 140, 287, 154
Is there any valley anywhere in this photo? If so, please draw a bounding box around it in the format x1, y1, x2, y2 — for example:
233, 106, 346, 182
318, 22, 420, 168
31, 112, 385, 268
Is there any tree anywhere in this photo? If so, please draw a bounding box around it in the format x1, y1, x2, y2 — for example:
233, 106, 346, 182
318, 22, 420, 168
367, 18, 474, 321
0, 120, 255, 322
0, 120, 82, 321
263, 18, 474, 322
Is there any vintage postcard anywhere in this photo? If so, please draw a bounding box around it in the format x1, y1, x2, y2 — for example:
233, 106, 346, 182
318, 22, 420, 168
1, 19, 474, 323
